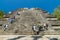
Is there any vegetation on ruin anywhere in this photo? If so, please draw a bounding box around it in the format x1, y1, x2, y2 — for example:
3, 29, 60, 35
52, 6, 60, 20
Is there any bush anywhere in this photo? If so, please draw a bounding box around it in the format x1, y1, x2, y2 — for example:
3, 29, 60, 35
0, 10, 5, 19
52, 6, 60, 20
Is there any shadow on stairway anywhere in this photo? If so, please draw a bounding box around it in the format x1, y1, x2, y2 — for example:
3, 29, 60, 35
8, 36, 25, 40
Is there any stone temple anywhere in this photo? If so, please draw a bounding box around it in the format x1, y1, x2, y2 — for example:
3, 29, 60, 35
0, 8, 60, 35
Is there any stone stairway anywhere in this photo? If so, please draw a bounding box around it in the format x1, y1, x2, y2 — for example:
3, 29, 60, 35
0, 10, 60, 35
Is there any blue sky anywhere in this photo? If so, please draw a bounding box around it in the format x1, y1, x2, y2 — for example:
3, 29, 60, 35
0, 0, 60, 13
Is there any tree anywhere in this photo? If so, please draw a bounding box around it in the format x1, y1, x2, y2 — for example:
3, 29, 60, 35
0, 10, 5, 19
52, 6, 60, 20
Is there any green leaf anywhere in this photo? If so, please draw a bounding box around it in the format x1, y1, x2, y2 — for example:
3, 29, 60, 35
52, 5, 60, 20
0, 10, 5, 19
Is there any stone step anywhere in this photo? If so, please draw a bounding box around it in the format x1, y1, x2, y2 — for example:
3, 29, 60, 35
52, 27, 60, 29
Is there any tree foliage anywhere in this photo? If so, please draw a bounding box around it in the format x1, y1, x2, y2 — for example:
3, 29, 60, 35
52, 6, 60, 20
0, 10, 5, 19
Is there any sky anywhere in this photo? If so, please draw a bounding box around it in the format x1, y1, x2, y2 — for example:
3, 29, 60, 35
0, 0, 60, 13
